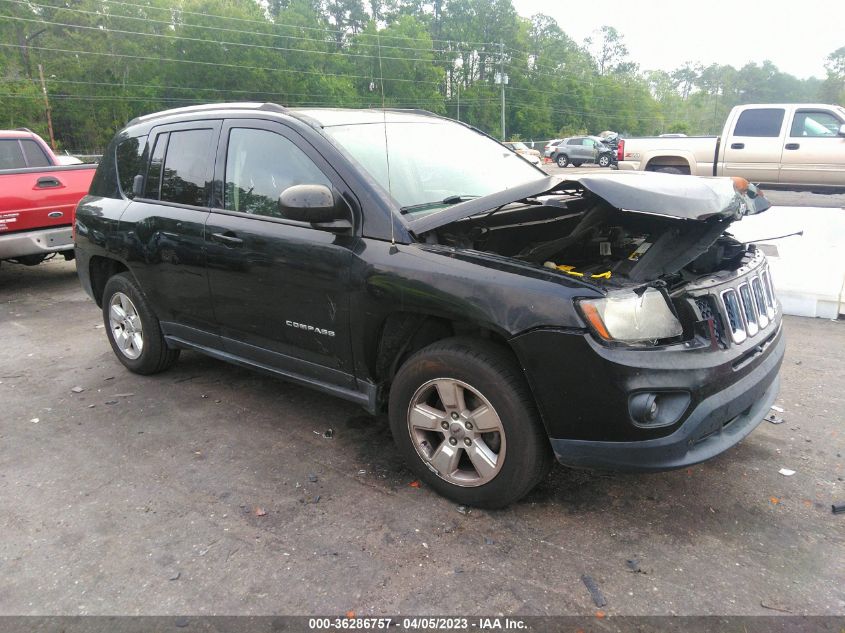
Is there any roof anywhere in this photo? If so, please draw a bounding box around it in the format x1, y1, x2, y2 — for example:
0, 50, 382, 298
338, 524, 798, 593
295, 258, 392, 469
124, 102, 443, 130
0, 129, 38, 140
289, 107, 442, 127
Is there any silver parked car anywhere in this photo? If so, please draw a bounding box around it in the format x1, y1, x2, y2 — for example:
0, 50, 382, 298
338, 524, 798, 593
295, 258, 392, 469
551, 136, 613, 168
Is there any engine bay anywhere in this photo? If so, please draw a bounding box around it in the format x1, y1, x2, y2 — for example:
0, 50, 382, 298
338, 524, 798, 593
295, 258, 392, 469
423, 193, 752, 290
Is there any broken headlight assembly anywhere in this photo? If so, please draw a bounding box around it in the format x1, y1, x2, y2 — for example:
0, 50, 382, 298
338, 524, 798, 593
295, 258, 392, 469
578, 288, 683, 345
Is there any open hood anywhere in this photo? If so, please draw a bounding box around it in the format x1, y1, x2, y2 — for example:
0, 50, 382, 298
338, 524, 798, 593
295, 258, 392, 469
408, 171, 770, 235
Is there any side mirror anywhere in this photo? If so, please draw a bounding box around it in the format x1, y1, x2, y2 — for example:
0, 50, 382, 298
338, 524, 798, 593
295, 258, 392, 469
278, 184, 348, 225
132, 174, 144, 198
839, 124, 845, 137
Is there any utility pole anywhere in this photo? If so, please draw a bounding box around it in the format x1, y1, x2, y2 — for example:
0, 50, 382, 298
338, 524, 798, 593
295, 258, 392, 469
37, 64, 56, 151
456, 80, 460, 122
499, 42, 506, 140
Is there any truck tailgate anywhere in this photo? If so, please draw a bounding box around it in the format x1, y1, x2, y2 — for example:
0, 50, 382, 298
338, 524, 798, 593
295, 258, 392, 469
0, 164, 96, 234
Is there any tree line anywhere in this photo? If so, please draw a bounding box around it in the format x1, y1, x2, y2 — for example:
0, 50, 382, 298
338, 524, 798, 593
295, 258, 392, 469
1, 0, 842, 152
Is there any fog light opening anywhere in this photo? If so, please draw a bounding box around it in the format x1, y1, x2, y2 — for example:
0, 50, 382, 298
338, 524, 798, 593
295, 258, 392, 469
628, 391, 691, 429
631, 393, 659, 425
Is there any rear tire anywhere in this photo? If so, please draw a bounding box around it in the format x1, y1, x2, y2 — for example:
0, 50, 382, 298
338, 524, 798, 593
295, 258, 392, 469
102, 272, 180, 375
388, 338, 553, 508
653, 166, 685, 175
556, 154, 569, 168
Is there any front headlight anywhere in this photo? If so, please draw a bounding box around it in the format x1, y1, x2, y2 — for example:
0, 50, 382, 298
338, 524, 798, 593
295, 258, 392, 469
578, 288, 683, 344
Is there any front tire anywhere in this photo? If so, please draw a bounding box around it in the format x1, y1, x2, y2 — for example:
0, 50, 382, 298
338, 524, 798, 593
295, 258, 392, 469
556, 154, 569, 168
102, 273, 180, 375
598, 154, 611, 168
388, 338, 553, 508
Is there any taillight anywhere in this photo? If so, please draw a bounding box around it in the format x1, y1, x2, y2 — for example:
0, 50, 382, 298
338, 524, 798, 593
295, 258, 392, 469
617, 139, 625, 162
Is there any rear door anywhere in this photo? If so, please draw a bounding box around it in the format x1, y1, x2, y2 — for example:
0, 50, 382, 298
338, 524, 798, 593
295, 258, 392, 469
779, 108, 845, 185
721, 107, 785, 183
119, 121, 220, 344
205, 119, 356, 388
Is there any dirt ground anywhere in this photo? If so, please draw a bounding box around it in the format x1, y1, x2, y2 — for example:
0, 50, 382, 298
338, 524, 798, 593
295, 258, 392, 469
1, 257, 843, 617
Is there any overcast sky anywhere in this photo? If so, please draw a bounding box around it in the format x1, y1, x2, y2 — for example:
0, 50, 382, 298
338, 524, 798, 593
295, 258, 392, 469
510, 0, 842, 79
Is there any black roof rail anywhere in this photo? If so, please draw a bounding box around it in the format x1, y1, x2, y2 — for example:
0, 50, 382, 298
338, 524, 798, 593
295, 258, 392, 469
126, 102, 283, 127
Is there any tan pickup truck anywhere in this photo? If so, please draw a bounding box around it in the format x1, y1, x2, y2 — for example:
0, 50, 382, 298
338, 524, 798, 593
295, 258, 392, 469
617, 103, 845, 187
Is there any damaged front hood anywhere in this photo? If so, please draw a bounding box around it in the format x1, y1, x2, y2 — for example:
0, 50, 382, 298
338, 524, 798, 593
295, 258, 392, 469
408, 171, 770, 234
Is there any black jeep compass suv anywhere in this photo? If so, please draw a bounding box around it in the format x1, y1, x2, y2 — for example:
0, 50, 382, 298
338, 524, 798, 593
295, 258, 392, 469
75, 103, 784, 507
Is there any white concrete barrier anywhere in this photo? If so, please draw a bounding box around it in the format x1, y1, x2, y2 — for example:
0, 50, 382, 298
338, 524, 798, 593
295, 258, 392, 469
728, 206, 845, 319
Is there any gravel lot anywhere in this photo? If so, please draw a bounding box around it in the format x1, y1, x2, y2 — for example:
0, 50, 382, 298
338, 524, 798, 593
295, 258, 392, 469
1, 252, 843, 617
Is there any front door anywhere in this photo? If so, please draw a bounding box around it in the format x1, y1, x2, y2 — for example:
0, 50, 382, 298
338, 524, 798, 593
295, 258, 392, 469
205, 120, 356, 388
779, 108, 845, 185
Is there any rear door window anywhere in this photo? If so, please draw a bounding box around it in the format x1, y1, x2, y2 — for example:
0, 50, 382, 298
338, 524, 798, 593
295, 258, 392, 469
21, 140, 51, 167
159, 129, 215, 207
224, 127, 330, 218
733, 108, 785, 137
0, 140, 26, 169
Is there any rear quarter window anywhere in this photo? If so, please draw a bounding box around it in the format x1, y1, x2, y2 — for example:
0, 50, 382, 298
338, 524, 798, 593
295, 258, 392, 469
20, 139, 51, 167
116, 135, 148, 199
88, 138, 120, 199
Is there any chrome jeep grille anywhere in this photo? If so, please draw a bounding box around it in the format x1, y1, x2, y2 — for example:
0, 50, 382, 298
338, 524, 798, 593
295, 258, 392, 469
686, 254, 777, 347
715, 265, 776, 345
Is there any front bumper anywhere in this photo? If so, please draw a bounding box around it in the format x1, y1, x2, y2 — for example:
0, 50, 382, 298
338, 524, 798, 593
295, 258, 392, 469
0, 226, 73, 260
550, 333, 782, 471
511, 316, 784, 472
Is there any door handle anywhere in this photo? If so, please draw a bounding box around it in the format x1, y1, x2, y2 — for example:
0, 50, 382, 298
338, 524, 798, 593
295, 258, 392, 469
730, 143, 745, 150
211, 232, 243, 246
35, 176, 62, 188
785, 143, 800, 150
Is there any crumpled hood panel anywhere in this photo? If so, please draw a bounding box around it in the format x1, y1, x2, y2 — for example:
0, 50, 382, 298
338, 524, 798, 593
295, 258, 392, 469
408, 171, 770, 234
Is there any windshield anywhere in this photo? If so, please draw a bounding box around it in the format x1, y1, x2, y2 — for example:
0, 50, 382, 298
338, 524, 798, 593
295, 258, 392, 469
511, 142, 528, 150
323, 120, 544, 214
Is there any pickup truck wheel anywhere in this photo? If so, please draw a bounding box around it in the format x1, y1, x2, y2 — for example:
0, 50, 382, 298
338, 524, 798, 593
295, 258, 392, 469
556, 154, 569, 168
654, 166, 684, 175
389, 338, 552, 508
598, 154, 611, 168
102, 273, 180, 375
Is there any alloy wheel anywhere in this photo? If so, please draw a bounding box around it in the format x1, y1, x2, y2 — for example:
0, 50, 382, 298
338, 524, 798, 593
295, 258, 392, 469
406, 378, 506, 487
108, 292, 144, 360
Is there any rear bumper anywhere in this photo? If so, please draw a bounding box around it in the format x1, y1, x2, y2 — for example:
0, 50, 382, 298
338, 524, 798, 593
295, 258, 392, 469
548, 328, 784, 471
0, 226, 73, 259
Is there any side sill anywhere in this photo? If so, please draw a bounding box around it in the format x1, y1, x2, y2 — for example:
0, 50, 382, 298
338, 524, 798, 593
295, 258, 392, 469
165, 335, 378, 414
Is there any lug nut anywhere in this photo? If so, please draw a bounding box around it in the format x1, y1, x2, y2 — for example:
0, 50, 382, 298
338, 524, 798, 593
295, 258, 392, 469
464, 438, 472, 446
451, 412, 459, 420
465, 421, 473, 430
441, 421, 449, 430
449, 437, 458, 446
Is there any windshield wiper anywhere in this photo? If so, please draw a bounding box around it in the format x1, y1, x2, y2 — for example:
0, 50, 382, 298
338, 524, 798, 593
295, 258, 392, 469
400, 195, 480, 214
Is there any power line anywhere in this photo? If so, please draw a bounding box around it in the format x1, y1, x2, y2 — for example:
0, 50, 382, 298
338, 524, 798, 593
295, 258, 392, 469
3, 14, 473, 64
0, 0, 491, 57
2, 0, 503, 49
0, 42, 447, 86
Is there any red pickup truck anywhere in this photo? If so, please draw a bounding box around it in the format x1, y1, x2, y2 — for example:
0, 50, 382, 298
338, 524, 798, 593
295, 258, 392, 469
0, 129, 97, 266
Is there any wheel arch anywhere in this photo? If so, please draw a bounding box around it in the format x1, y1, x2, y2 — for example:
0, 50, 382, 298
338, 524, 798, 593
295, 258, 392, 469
372, 311, 518, 404
88, 255, 131, 307
643, 152, 695, 174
